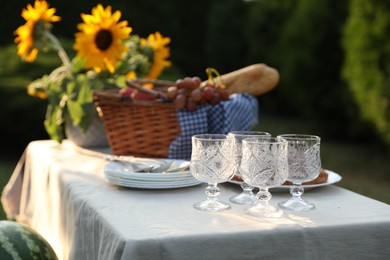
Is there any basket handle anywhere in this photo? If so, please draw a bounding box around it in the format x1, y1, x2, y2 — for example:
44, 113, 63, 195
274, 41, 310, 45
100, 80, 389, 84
126, 79, 170, 101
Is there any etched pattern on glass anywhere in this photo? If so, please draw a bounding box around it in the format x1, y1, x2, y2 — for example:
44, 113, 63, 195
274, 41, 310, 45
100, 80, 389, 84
287, 142, 321, 183
232, 142, 243, 176
262, 144, 288, 187
191, 140, 233, 183
241, 142, 288, 187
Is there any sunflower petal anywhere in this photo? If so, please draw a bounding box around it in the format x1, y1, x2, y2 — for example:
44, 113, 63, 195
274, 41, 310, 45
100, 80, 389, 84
74, 4, 131, 73
15, 0, 61, 62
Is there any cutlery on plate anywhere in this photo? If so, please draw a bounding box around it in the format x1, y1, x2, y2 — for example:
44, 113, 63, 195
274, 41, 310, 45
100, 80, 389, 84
73, 144, 190, 173
163, 162, 190, 173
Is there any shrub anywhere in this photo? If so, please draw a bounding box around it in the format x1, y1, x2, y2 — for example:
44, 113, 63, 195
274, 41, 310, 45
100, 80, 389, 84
342, 0, 390, 147
0, 45, 56, 155
244, 0, 374, 139
204, 0, 249, 73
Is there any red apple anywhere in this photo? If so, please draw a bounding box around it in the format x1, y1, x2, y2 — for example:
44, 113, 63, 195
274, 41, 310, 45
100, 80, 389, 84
119, 87, 135, 97
131, 90, 156, 101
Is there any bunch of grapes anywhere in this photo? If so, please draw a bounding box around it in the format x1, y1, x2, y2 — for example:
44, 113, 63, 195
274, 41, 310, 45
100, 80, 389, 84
166, 76, 230, 112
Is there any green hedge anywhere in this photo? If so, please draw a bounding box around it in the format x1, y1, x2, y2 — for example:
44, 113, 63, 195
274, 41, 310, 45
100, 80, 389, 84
243, 0, 376, 139
0, 45, 51, 155
342, 0, 390, 147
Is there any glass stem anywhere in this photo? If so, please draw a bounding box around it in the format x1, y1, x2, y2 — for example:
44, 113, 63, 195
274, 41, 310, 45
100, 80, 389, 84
290, 184, 304, 200
241, 182, 254, 194
205, 183, 220, 201
257, 187, 271, 205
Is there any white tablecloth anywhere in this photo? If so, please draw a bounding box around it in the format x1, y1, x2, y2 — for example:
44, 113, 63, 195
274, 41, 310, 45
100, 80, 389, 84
2, 140, 390, 260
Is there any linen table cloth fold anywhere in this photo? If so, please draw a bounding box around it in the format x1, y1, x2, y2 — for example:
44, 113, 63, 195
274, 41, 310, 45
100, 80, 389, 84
2, 140, 390, 260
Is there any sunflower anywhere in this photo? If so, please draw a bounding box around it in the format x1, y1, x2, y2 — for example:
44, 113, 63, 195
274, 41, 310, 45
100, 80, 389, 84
73, 4, 132, 74
141, 32, 172, 79
14, 0, 61, 62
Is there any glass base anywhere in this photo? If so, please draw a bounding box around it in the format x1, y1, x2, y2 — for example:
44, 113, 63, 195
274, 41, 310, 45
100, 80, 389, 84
194, 199, 231, 212
230, 192, 258, 205
278, 197, 315, 211
244, 203, 283, 218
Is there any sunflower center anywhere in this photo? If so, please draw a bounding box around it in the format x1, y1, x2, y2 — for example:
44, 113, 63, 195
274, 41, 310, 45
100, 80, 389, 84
95, 29, 113, 51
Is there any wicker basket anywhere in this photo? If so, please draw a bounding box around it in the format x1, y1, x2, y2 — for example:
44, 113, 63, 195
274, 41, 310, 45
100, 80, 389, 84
93, 89, 181, 158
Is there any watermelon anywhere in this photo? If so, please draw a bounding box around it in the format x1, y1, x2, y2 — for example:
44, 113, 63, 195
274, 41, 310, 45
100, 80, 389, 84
0, 220, 58, 260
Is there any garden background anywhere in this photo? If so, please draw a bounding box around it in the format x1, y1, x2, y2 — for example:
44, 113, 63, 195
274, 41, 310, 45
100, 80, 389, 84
1, 0, 389, 219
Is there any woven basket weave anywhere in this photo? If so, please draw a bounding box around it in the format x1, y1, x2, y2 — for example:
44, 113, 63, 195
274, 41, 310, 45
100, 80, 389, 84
93, 90, 181, 158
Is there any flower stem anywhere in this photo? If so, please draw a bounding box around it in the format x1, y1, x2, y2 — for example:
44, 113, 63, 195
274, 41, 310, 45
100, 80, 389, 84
43, 30, 72, 72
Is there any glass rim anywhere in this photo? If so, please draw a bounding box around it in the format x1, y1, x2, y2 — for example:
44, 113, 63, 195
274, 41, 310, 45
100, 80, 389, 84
192, 134, 228, 140
277, 134, 321, 141
243, 136, 287, 144
228, 131, 271, 137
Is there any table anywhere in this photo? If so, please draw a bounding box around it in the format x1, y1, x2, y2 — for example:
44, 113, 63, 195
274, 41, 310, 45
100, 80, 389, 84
2, 140, 390, 260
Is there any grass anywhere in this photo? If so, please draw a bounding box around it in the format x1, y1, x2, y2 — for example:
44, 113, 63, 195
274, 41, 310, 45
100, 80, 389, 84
1, 114, 389, 220
321, 141, 390, 203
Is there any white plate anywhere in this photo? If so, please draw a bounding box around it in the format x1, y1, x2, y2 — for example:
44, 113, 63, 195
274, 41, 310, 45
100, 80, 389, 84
104, 159, 201, 189
105, 170, 194, 182
105, 160, 192, 179
105, 175, 201, 189
229, 170, 342, 192
104, 159, 165, 174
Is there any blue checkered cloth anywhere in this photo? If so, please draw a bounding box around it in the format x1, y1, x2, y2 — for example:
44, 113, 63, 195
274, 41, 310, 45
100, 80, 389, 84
168, 93, 259, 160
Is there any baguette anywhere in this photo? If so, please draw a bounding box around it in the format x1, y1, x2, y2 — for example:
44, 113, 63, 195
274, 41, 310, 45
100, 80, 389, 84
217, 63, 279, 96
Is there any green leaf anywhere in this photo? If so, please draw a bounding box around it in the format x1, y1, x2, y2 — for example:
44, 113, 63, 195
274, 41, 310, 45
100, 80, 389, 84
115, 75, 127, 88
66, 99, 84, 126
65, 75, 98, 132
44, 104, 64, 142
78, 103, 96, 131
77, 76, 93, 103
71, 56, 87, 72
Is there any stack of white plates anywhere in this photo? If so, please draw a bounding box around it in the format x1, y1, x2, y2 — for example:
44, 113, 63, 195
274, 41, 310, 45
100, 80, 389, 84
104, 160, 201, 189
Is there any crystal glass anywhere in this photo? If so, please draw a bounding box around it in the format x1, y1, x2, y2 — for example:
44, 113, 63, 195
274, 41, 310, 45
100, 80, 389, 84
277, 134, 321, 211
190, 134, 235, 212
240, 137, 288, 217
228, 131, 271, 205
